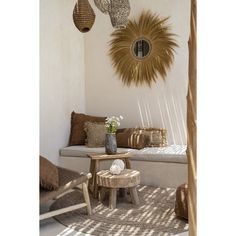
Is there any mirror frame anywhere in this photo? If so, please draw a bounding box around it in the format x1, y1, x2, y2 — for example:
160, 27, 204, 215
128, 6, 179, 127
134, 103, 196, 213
109, 11, 178, 87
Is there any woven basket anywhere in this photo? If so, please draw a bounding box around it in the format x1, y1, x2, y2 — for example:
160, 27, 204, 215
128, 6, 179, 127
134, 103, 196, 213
73, 0, 96, 33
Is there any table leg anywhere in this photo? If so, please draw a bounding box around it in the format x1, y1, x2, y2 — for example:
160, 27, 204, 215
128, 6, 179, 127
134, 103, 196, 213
89, 159, 95, 193
99, 187, 106, 202
129, 186, 139, 205
109, 188, 117, 209
93, 160, 99, 198
125, 159, 131, 169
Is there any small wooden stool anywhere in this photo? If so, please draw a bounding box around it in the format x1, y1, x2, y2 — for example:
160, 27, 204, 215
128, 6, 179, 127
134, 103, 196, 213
97, 169, 140, 209
88, 152, 132, 199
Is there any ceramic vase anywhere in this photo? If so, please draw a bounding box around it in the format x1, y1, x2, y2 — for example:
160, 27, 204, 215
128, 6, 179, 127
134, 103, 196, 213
105, 133, 117, 155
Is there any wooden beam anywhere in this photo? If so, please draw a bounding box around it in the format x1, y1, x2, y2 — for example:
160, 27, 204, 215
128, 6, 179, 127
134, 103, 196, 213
187, 0, 197, 235
40, 203, 87, 221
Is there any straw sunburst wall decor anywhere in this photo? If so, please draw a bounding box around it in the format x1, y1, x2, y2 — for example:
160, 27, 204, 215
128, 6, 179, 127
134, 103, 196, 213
109, 11, 178, 87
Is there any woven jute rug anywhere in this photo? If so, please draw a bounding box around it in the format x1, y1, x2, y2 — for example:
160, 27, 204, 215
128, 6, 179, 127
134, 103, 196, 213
51, 185, 188, 236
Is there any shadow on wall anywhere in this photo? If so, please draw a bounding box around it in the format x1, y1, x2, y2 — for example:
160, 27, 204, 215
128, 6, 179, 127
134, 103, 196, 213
137, 91, 186, 145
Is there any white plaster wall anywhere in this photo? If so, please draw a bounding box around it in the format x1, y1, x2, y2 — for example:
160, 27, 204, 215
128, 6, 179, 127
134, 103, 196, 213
40, 0, 85, 164
85, 0, 190, 145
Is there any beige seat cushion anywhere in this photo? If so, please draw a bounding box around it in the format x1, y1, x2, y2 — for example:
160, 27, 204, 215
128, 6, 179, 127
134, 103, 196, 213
84, 122, 106, 147
60, 145, 187, 164
40, 156, 59, 190
69, 111, 106, 146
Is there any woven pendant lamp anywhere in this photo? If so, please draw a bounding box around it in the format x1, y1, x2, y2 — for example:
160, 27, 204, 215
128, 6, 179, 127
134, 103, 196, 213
94, 0, 130, 29
94, 0, 110, 14
73, 0, 96, 33
108, 0, 130, 29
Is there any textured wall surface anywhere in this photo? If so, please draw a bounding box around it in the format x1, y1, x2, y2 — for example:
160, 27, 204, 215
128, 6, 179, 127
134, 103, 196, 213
40, 0, 85, 164
85, 0, 190, 145
40, 0, 191, 164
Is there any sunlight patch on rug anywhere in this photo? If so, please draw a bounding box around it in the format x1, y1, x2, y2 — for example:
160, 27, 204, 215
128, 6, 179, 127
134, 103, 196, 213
51, 185, 188, 236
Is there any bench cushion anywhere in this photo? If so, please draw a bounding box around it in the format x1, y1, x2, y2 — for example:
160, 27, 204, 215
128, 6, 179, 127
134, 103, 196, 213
60, 145, 187, 164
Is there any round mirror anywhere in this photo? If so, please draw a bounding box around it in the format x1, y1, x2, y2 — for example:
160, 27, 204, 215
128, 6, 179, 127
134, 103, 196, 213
132, 38, 151, 59
109, 11, 178, 86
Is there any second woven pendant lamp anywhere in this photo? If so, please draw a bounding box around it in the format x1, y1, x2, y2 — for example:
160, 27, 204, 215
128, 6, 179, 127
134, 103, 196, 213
108, 0, 130, 29
94, 0, 130, 29
73, 0, 96, 33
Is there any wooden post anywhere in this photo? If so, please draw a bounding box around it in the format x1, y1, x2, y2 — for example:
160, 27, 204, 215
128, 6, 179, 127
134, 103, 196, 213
187, 0, 197, 235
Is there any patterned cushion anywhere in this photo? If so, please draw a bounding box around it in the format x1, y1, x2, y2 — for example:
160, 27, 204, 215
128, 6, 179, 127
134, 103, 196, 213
138, 128, 168, 147
116, 128, 149, 149
40, 156, 59, 190
117, 128, 167, 149
69, 111, 106, 145
84, 122, 106, 147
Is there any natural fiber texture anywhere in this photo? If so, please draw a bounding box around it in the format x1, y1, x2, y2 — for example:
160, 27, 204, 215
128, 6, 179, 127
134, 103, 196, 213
108, 0, 130, 28
109, 11, 178, 87
73, 0, 96, 33
51, 185, 188, 235
94, 0, 110, 14
94, 0, 130, 28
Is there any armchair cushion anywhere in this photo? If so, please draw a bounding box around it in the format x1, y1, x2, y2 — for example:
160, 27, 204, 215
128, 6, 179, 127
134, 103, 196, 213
40, 156, 59, 190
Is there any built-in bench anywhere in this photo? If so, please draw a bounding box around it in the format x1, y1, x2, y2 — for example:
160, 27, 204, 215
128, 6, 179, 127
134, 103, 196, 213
59, 145, 187, 188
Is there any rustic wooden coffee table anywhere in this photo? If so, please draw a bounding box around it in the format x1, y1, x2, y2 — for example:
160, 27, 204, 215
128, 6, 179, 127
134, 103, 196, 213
97, 169, 140, 209
88, 152, 133, 198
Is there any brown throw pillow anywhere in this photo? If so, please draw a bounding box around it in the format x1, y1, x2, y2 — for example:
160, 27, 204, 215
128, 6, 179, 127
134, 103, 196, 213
175, 183, 188, 220
69, 111, 106, 145
116, 128, 149, 149
40, 156, 59, 190
84, 122, 106, 147
116, 128, 135, 148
